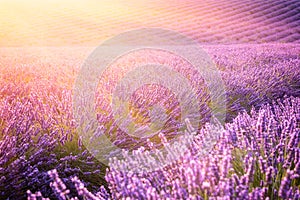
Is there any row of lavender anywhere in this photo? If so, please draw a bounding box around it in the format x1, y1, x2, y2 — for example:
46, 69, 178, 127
0, 45, 299, 199
99, 95, 300, 199
27, 96, 300, 199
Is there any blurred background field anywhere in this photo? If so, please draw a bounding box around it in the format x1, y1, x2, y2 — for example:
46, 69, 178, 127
0, 0, 299, 47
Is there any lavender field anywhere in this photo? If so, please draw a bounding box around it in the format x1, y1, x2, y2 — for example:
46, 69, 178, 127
1, 1, 300, 199
0, 43, 299, 200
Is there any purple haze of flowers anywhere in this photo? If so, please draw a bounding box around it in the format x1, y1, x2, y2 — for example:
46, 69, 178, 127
0, 44, 299, 199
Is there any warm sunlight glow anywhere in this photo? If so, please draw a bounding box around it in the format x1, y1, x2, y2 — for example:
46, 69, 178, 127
0, 0, 240, 46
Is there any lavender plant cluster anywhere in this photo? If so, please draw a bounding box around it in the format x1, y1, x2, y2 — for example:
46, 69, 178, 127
0, 44, 299, 199
26, 96, 300, 200
0, 71, 107, 199
105, 96, 300, 199
205, 44, 300, 121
